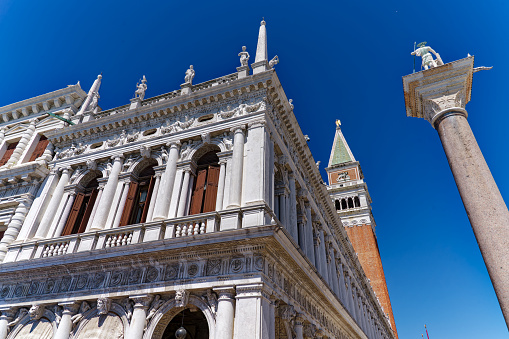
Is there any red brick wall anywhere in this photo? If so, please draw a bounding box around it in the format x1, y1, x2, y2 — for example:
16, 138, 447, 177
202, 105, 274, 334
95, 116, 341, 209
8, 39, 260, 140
345, 224, 398, 338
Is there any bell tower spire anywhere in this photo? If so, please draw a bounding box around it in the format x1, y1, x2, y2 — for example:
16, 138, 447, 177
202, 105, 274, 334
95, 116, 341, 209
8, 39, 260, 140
252, 19, 269, 74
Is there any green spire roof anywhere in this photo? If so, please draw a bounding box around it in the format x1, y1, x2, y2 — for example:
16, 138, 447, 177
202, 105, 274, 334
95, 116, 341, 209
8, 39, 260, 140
328, 124, 356, 167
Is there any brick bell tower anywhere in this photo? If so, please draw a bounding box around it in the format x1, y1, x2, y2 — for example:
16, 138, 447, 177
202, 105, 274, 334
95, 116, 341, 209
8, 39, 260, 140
326, 120, 398, 338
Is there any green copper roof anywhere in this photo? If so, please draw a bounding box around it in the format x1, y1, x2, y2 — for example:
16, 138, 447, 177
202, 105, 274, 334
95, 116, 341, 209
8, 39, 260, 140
328, 126, 356, 167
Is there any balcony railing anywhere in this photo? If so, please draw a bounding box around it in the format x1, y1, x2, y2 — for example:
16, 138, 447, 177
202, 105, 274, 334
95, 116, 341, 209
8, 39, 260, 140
4, 203, 273, 263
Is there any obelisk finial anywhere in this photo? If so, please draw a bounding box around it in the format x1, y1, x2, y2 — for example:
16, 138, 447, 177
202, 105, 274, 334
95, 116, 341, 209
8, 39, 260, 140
255, 18, 268, 63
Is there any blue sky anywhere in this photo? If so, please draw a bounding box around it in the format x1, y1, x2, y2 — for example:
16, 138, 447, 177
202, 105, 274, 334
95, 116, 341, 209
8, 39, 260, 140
1, 0, 508, 337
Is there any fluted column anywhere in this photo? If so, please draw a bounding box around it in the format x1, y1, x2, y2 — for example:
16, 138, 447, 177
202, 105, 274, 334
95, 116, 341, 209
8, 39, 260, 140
54, 302, 79, 339
215, 158, 227, 211
214, 287, 235, 339
0, 308, 15, 339
90, 156, 123, 231
127, 295, 153, 339
177, 167, 192, 217
53, 192, 76, 237
288, 173, 298, 241
153, 142, 180, 220
6, 118, 36, 167
294, 314, 304, 339
227, 126, 245, 208
0, 198, 31, 261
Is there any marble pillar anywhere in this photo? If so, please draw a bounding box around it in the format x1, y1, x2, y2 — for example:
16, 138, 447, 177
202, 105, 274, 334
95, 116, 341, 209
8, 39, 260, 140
0, 198, 31, 261
127, 295, 153, 339
294, 314, 304, 339
0, 308, 15, 339
85, 183, 104, 232
146, 172, 161, 222
168, 169, 183, 218
112, 180, 131, 228
305, 205, 315, 264
288, 173, 298, 241
233, 284, 273, 339
153, 142, 180, 220
214, 287, 236, 339
53, 192, 76, 237
54, 302, 79, 339
215, 158, 227, 211
177, 167, 192, 217
91, 156, 123, 231
35, 167, 70, 239
318, 227, 329, 283
403, 57, 509, 327
227, 126, 245, 208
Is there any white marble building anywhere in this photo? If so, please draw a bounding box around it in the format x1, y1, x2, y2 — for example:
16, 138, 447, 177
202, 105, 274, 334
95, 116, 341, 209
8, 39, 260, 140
0, 21, 396, 339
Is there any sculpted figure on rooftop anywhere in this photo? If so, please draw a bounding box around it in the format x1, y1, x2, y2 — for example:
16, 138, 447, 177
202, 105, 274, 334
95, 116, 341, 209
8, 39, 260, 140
135, 75, 148, 100
238, 46, 250, 66
184, 65, 195, 85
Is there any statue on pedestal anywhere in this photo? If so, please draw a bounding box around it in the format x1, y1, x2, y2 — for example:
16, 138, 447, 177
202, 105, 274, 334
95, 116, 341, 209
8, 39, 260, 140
135, 75, 148, 100
238, 46, 250, 66
411, 42, 444, 70
184, 65, 195, 85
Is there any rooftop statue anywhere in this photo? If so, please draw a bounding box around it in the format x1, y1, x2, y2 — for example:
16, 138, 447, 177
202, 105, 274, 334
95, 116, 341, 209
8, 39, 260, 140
135, 75, 148, 100
184, 65, 195, 85
411, 42, 444, 70
239, 46, 250, 66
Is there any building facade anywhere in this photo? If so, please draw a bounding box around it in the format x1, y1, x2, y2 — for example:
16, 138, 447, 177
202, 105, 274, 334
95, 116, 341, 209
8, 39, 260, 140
0, 22, 396, 339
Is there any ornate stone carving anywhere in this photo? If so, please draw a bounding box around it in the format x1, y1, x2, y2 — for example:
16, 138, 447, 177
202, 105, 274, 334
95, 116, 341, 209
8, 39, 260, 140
146, 294, 165, 322
161, 117, 195, 134
424, 90, 466, 123
303, 323, 316, 338
278, 304, 296, 321
134, 75, 148, 100
71, 301, 91, 325
222, 133, 233, 150
86, 159, 97, 171
28, 304, 44, 320
269, 55, 279, 68
7, 308, 28, 328
204, 289, 218, 314
175, 289, 189, 308
184, 65, 195, 85
97, 297, 111, 315
238, 46, 250, 66
140, 145, 151, 159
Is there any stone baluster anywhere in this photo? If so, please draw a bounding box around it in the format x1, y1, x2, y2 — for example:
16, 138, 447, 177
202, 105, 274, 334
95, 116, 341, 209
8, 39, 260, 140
0, 198, 31, 261
126, 295, 153, 339
6, 118, 36, 167
215, 157, 227, 211
294, 313, 305, 339
90, 156, 124, 231
34, 167, 71, 239
153, 142, 180, 220
214, 287, 236, 339
227, 126, 245, 208
146, 172, 162, 222
0, 308, 16, 339
176, 166, 192, 217
53, 192, 76, 237
54, 302, 80, 339
288, 173, 298, 241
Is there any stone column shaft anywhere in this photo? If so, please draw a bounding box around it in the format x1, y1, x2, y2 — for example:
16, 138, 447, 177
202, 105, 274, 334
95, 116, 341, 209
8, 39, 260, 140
288, 174, 298, 241
153, 142, 180, 220
227, 127, 245, 208
53, 193, 76, 237
305, 206, 315, 264
112, 181, 130, 228
126, 295, 153, 339
215, 160, 227, 211
177, 169, 191, 217
437, 112, 509, 326
0, 198, 31, 261
54, 302, 79, 339
91, 156, 123, 230
146, 174, 161, 222
214, 287, 235, 339
85, 185, 104, 232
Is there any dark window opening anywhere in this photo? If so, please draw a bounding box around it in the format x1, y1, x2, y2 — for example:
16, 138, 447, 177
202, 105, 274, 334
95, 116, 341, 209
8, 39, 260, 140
354, 196, 361, 207
29, 135, 49, 162
120, 166, 156, 226
341, 199, 347, 209
335, 199, 341, 210
0, 142, 18, 166
189, 151, 220, 215
348, 197, 354, 208
62, 178, 99, 236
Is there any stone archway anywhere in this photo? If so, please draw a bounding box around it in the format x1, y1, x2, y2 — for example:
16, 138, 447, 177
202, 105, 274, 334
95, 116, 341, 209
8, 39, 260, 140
71, 302, 129, 339
161, 307, 209, 339
144, 295, 215, 339
8, 309, 57, 339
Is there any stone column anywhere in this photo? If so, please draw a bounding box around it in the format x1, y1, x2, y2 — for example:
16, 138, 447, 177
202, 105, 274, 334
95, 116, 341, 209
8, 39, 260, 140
54, 302, 79, 339
168, 169, 184, 218
294, 314, 305, 339
305, 205, 315, 264
214, 287, 236, 339
6, 118, 36, 167
328, 243, 340, 296
0, 198, 31, 261
0, 308, 15, 339
90, 156, 123, 231
227, 126, 245, 208
318, 227, 329, 283
403, 57, 509, 327
288, 173, 298, 241
146, 172, 162, 222
127, 295, 153, 339
35, 167, 71, 239
53, 192, 76, 237
176, 166, 192, 217
112, 180, 131, 228
233, 283, 273, 339
85, 182, 105, 232
215, 158, 227, 211
153, 142, 180, 220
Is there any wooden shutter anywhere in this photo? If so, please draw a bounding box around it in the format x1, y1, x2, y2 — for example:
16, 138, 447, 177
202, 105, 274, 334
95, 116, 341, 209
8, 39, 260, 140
29, 135, 49, 162
203, 166, 220, 213
119, 182, 139, 227
0, 142, 18, 166
0, 231, 4, 241
61, 193, 85, 236
77, 189, 98, 234
189, 169, 207, 215
140, 176, 155, 223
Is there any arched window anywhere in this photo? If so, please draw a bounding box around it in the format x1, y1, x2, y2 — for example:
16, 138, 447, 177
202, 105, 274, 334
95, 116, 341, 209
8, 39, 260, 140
348, 197, 354, 208
62, 178, 99, 236
341, 199, 347, 210
189, 151, 220, 215
335, 199, 341, 210
119, 165, 156, 226
354, 196, 360, 207
28, 135, 49, 162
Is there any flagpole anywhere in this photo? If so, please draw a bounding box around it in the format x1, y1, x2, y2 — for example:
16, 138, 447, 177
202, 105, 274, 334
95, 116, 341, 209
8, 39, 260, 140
413, 42, 416, 73
425, 324, 430, 339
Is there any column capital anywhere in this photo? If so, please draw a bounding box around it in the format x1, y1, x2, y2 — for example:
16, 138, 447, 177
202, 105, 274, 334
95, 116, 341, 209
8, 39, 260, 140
58, 301, 80, 315
213, 286, 236, 300
130, 294, 154, 309
230, 125, 246, 134
402, 56, 473, 128
166, 140, 181, 149
247, 119, 266, 129
111, 155, 125, 162
0, 307, 17, 319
